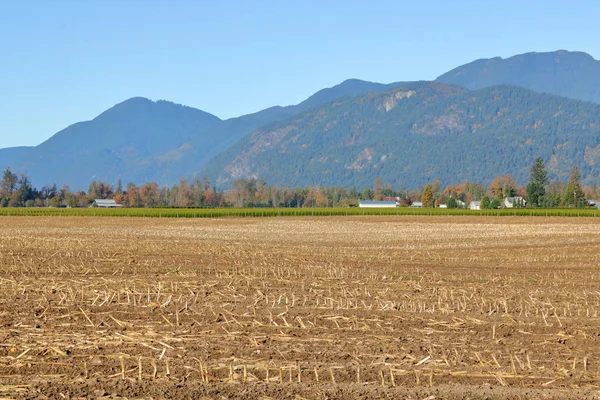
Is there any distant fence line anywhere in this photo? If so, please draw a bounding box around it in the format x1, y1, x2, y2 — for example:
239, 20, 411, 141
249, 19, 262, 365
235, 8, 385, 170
0, 207, 598, 218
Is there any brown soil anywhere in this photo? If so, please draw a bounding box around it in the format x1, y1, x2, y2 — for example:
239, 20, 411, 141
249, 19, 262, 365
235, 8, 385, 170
1, 216, 600, 399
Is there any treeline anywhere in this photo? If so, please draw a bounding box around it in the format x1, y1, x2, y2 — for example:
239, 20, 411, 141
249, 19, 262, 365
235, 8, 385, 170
0, 158, 597, 208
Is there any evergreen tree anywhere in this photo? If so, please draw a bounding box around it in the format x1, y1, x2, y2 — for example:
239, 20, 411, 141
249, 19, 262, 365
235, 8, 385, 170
446, 197, 457, 209
481, 195, 491, 209
526, 157, 548, 207
421, 185, 433, 207
562, 166, 585, 207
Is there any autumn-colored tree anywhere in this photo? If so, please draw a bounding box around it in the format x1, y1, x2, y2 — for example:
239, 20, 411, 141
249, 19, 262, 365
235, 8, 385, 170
113, 193, 126, 207
443, 184, 464, 203
74, 190, 89, 207
462, 181, 486, 204
127, 185, 143, 208
489, 174, 516, 200
501, 174, 517, 198
201, 187, 215, 206
139, 183, 159, 207
88, 180, 113, 199
426, 179, 442, 200
315, 189, 330, 207
176, 177, 195, 207
421, 185, 433, 207
488, 177, 503, 199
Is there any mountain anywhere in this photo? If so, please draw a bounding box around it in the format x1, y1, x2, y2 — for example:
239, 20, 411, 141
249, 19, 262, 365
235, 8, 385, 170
295, 79, 402, 110
6, 50, 600, 191
0, 147, 33, 170
436, 50, 600, 103
201, 82, 600, 188
4, 79, 398, 189
169, 79, 405, 184
10, 98, 222, 189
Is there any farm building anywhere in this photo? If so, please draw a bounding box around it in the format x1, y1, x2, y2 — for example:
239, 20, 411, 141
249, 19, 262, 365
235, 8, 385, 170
504, 196, 526, 208
92, 199, 123, 208
410, 202, 423, 208
358, 200, 397, 208
469, 201, 481, 210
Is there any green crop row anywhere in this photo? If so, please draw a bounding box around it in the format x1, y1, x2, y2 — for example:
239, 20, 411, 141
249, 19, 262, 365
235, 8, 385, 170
0, 207, 598, 218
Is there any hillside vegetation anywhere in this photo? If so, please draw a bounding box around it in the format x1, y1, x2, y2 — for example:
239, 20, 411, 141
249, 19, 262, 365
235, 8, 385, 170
202, 82, 600, 188
5, 80, 398, 189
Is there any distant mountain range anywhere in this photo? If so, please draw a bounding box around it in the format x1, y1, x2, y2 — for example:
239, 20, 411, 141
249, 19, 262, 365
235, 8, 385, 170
5, 79, 405, 189
436, 50, 600, 103
3, 50, 600, 190
201, 82, 600, 188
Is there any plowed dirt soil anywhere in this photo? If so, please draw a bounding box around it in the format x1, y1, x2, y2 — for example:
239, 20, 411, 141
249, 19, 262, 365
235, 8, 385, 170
1, 216, 600, 399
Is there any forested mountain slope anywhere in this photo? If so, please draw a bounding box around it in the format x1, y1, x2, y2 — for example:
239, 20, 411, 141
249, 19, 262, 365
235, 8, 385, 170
202, 82, 600, 188
5, 79, 396, 189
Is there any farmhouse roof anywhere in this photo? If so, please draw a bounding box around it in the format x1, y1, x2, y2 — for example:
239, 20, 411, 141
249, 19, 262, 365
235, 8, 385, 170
359, 200, 397, 206
93, 199, 122, 208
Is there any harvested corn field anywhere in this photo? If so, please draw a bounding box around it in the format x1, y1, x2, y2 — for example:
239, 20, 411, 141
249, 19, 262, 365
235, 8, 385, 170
1, 216, 600, 399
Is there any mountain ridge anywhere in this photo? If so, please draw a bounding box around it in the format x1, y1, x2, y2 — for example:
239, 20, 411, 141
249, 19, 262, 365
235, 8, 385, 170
4, 79, 395, 189
200, 82, 600, 188
0, 147, 34, 172
436, 50, 600, 103
4, 50, 600, 190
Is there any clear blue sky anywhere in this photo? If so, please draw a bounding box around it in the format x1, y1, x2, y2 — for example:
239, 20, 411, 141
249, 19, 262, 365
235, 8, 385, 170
1, 0, 599, 149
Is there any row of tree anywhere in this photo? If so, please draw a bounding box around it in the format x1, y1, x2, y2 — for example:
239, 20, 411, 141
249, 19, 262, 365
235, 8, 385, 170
419, 159, 589, 208
0, 158, 596, 208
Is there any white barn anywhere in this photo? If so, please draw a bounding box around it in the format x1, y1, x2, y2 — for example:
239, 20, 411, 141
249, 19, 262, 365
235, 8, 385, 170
469, 201, 481, 210
92, 199, 123, 208
358, 200, 397, 208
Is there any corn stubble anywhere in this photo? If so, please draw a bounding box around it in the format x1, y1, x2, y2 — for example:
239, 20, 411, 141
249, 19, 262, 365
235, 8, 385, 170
0, 215, 600, 399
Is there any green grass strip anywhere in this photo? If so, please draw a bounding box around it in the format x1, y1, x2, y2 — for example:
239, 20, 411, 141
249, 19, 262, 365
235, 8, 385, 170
0, 207, 598, 218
